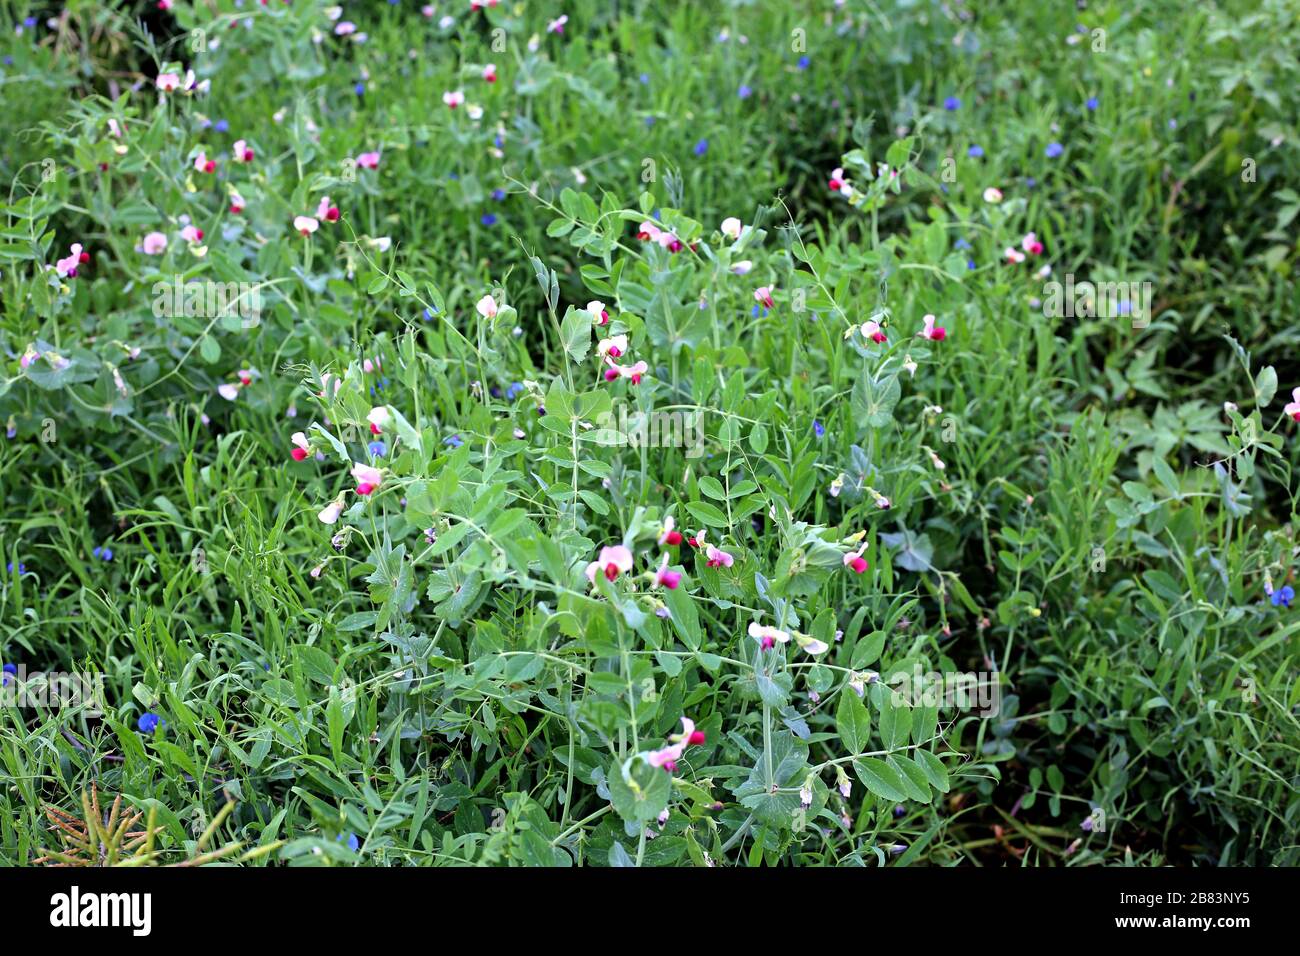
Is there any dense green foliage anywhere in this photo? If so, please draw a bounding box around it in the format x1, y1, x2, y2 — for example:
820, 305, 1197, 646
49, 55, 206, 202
1, 0, 1297, 866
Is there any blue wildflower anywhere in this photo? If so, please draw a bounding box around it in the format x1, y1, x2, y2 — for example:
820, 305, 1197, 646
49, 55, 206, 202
505, 382, 524, 400
1085, 96, 1099, 111
137, 712, 164, 734
639, 73, 650, 84
491, 188, 506, 201
967, 145, 984, 158
92, 546, 114, 562
1045, 142, 1064, 158
943, 96, 961, 111
1270, 586, 1294, 608
481, 213, 498, 226
2, 662, 15, 687
797, 56, 810, 70
813, 420, 825, 439
444, 434, 464, 448
693, 139, 709, 156
339, 833, 361, 851
368, 440, 387, 458
355, 83, 366, 96
954, 238, 972, 251
7, 562, 25, 575
422, 308, 434, 322
738, 84, 753, 100
213, 118, 229, 133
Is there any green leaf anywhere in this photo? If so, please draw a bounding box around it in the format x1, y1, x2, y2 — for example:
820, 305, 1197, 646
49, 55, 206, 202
560, 306, 591, 363
836, 688, 872, 754
853, 757, 908, 802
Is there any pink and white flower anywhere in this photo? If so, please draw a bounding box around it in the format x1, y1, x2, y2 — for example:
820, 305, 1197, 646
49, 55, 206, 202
156, 72, 181, 92
141, 231, 168, 255
754, 286, 775, 309
180, 224, 204, 244
366, 406, 390, 435
843, 543, 869, 574
587, 300, 610, 325
351, 462, 383, 496
704, 544, 734, 569
748, 622, 790, 650
193, 151, 215, 174
603, 360, 648, 385
316, 196, 340, 222
918, 313, 946, 341
442, 90, 465, 109
584, 544, 634, 584
596, 334, 627, 359
983, 186, 1003, 204
54, 243, 84, 278
860, 319, 887, 343
294, 216, 319, 236
232, 139, 254, 163
482, 63, 497, 83
655, 557, 682, 590
547, 14, 568, 33
720, 217, 742, 240
1004, 246, 1026, 264
1285, 388, 1300, 421
658, 515, 683, 547
290, 431, 311, 461
356, 151, 381, 170
476, 294, 498, 318
318, 497, 345, 524
1021, 231, 1044, 255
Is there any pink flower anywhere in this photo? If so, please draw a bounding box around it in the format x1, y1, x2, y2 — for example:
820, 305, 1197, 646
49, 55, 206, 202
180, 224, 204, 243
366, 406, 390, 435
356, 151, 381, 170
156, 72, 181, 92
141, 231, 168, 255
656, 558, 682, 590
482, 63, 497, 83
587, 300, 610, 325
645, 743, 684, 772
290, 431, 311, 461
604, 360, 648, 385
193, 151, 215, 174
294, 216, 319, 236
547, 14, 568, 33
316, 196, 340, 222
442, 90, 465, 108
318, 498, 345, 524
861, 319, 887, 343
476, 294, 498, 318
351, 462, 383, 496
54, 243, 84, 279
636, 221, 662, 242
748, 622, 789, 650
794, 633, 830, 656
754, 286, 775, 309
584, 544, 634, 584
1021, 231, 1044, 256
720, 217, 742, 240
828, 167, 849, 193
1004, 246, 1026, 264
232, 139, 254, 163
1285, 388, 1300, 421
669, 716, 706, 748
983, 187, 1003, 204
844, 544, 869, 574
705, 544, 734, 569
229, 190, 246, 214
217, 383, 240, 401
918, 313, 946, 341
596, 335, 627, 359
657, 515, 683, 547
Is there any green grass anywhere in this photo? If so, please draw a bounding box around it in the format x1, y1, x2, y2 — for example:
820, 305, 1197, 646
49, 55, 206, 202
0, 0, 1297, 867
